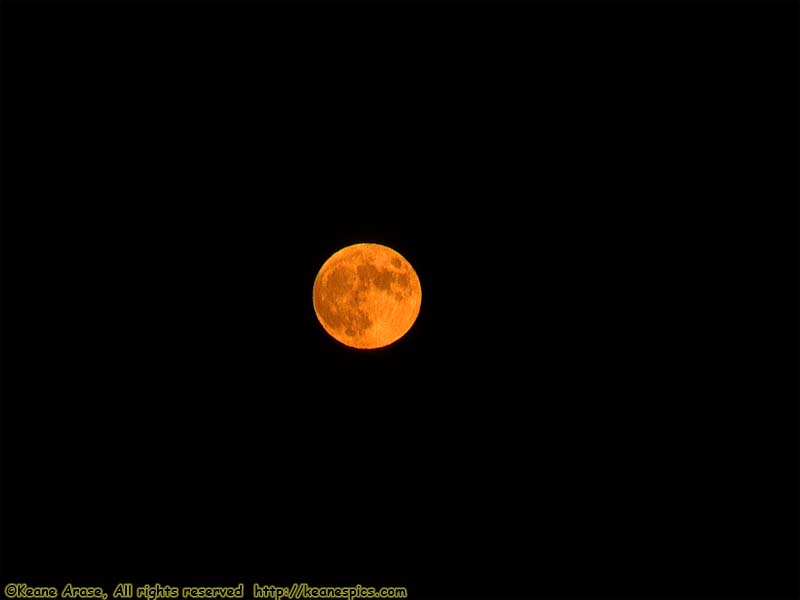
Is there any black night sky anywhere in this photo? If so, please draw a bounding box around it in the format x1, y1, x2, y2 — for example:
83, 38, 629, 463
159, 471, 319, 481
2, 2, 797, 599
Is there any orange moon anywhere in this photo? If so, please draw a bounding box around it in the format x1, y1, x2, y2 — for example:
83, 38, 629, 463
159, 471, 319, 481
313, 243, 422, 349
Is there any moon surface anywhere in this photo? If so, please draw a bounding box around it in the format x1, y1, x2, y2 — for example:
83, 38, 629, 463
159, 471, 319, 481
313, 243, 422, 349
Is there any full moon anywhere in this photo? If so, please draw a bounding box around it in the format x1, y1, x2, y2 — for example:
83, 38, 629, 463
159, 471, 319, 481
313, 243, 422, 349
